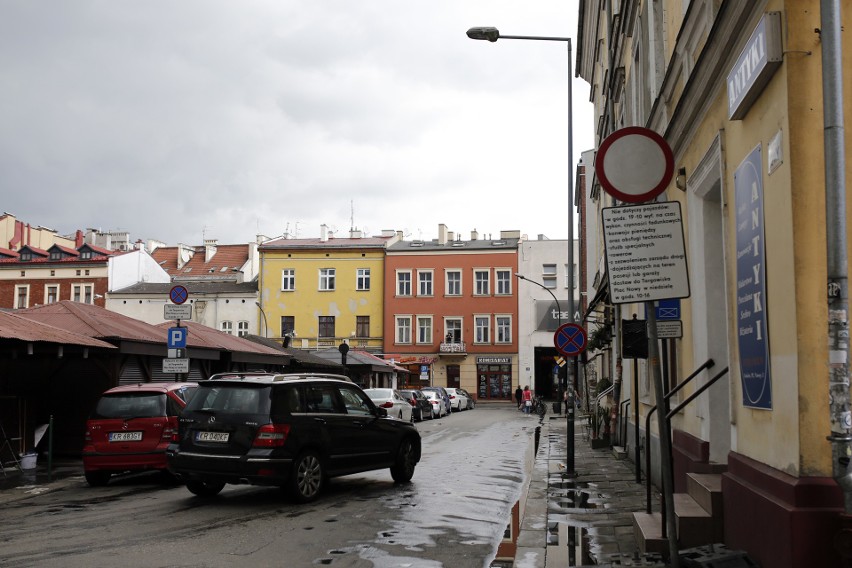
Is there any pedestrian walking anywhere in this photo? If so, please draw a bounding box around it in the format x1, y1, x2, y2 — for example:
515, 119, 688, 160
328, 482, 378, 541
522, 385, 532, 415
515, 386, 523, 410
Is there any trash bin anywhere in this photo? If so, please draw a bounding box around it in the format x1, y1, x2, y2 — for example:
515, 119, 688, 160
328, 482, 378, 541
552, 402, 562, 414
20, 452, 37, 470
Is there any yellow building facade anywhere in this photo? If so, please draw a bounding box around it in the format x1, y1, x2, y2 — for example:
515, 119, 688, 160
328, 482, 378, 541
579, 1, 851, 565
258, 231, 397, 351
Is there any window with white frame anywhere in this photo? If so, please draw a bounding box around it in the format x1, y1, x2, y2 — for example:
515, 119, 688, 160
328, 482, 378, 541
474, 270, 490, 296
542, 263, 557, 288
281, 269, 295, 291
446, 270, 461, 296
417, 316, 433, 344
319, 268, 335, 291
444, 318, 462, 343
496, 269, 511, 295
221, 321, 233, 335
356, 268, 371, 291
418, 270, 433, 296
396, 316, 412, 344
45, 285, 59, 304
474, 315, 490, 344
397, 271, 412, 296
496, 316, 512, 343
15, 285, 29, 309
237, 321, 249, 337
72, 283, 94, 304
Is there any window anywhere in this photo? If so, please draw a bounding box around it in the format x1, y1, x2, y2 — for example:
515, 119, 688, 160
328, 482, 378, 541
318, 316, 335, 338
496, 316, 512, 343
45, 285, 59, 304
444, 318, 462, 343
281, 316, 295, 337
319, 269, 335, 291
475, 316, 491, 344
417, 316, 433, 344
72, 284, 94, 304
305, 384, 342, 414
50, 251, 61, 260
396, 316, 412, 344
356, 268, 371, 291
20, 251, 32, 261
15, 285, 28, 309
237, 321, 249, 337
221, 321, 233, 334
446, 270, 462, 296
80, 250, 93, 260
281, 269, 295, 291
474, 270, 490, 296
338, 385, 373, 416
356, 316, 370, 338
397, 271, 412, 296
542, 263, 557, 288
418, 270, 433, 296
496, 270, 511, 295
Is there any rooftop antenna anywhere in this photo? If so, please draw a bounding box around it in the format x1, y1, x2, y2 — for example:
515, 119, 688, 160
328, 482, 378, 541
350, 200, 355, 231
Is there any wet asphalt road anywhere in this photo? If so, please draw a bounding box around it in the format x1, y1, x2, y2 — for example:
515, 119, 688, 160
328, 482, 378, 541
0, 404, 537, 568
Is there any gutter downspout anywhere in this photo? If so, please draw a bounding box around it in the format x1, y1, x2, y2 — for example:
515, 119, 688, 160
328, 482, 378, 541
822, 0, 852, 515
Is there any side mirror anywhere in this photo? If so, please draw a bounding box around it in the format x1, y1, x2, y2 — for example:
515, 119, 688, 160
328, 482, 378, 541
375, 407, 388, 418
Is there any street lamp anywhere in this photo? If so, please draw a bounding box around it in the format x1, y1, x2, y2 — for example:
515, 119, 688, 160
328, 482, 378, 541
516, 273, 562, 329
472, 27, 576, 475
255, 301, 269, 338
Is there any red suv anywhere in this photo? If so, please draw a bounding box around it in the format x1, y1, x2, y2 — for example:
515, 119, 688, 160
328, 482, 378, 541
83, 382, 197, 486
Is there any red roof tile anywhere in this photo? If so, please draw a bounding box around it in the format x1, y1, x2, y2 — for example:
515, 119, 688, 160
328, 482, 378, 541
152, 244, 249, 278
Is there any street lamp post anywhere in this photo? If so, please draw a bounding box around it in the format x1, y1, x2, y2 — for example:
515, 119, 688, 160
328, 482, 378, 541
472, 27, 576, 475
516, 273, 563, 396
255, 301, 269, 338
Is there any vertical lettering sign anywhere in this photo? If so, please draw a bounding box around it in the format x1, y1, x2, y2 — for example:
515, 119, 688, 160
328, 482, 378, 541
735, 145, 771, 409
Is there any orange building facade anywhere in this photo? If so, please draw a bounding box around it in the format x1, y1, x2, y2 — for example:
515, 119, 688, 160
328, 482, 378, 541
383, 226, 520, 401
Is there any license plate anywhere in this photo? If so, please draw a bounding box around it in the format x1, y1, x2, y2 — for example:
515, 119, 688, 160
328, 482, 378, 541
196, 431, 229, 443
109, 431, 142, 442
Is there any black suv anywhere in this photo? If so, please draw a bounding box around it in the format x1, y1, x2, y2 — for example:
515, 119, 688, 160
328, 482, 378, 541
166, 373, 421, 502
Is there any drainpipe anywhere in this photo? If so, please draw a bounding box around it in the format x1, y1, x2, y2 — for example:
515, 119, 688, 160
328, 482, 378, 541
821, 1, 852, 516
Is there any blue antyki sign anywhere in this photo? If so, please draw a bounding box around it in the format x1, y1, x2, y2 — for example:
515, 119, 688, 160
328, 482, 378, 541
734, 145, 771, 409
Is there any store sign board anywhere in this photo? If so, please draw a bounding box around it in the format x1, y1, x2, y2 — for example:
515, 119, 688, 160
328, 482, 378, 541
727, 12, 782, 120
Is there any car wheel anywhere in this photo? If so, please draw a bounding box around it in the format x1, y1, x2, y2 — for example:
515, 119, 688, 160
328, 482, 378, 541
390, 438, 417, 483
186, 480, 225, 497
288, 450, 324, 503
85, 471, 110, 487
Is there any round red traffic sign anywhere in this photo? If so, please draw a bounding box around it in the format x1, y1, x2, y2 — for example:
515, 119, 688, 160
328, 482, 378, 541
595, 126, 675, 203
169, 285, 189, 305
554, 323, 587, 357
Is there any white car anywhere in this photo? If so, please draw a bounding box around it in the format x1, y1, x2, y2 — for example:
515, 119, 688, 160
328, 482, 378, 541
423, 390, 447, 419
363, 388, 413, 423
445, 388, 470, 412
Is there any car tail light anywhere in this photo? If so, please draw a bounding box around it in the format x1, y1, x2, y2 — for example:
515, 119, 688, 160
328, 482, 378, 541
449, 395, 456, 399
379, 401, 394, 408
407, 400, 416, 406
162, 417, 179, 442
253, 424, 290, 448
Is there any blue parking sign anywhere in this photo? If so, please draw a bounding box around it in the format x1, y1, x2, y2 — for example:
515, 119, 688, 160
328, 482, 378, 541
655, 299, 680, 320
167, 327, 187, 349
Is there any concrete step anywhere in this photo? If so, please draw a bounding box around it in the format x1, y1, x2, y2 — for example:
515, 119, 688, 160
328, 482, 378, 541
633, 512, 667, 555
686, 473, 723, 542
674, 493, 714, 548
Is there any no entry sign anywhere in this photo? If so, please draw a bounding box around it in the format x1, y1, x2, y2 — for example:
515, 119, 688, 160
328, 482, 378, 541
595, 126, 674, 203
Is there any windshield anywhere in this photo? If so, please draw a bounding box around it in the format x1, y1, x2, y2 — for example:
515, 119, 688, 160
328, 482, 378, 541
185, 385, 271, 415
93, 393, 165, 419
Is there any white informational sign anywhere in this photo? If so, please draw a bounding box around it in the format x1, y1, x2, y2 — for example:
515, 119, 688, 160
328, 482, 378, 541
656, 320, 683, 339
602, 202, 690, 304
163, 358, 190, 373
164, 304, 192, 320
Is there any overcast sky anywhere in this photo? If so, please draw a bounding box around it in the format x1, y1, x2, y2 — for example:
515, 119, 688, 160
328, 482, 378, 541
1, 1, 594, 246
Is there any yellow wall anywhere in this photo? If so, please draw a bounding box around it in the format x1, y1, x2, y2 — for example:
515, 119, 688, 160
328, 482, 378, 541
260, 248, 385, 346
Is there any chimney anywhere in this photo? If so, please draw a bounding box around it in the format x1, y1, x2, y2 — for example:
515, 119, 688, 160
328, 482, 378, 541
438, 224, 449, 245
470, 229, 479, 241
204, 239, 218, 262
177, 243, 195, 270
320, 224, 329, 242
350, 228, 363, 239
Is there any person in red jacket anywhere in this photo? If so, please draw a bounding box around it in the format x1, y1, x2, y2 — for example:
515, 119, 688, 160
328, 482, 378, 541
522, 385, 532, 415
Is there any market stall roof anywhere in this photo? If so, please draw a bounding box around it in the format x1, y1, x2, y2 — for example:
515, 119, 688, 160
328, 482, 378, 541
243, 335, 343, 371
0, 309, 115, 349
154, 321, 290, 365
311, 348, 411, 373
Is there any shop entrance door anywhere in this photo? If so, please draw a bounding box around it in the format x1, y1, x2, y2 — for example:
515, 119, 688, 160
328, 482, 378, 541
447, 365, 460, 389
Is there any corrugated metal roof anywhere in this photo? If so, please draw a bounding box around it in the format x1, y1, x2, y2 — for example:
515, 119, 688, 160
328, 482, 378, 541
18, 300, 166, 344
0, 310, 115, 348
